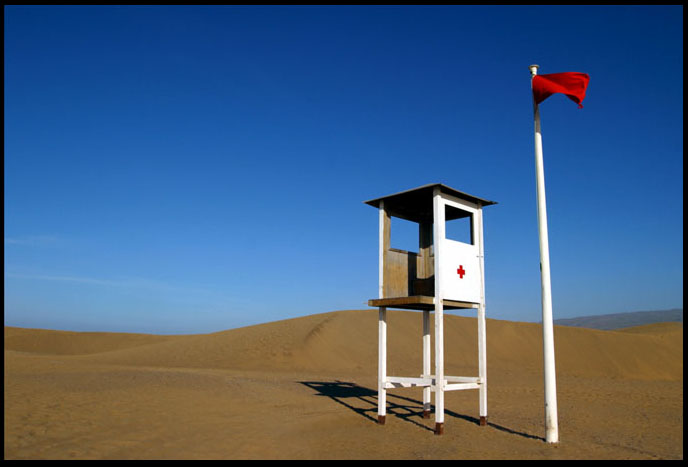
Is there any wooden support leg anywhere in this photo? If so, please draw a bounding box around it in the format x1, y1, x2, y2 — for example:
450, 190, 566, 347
378, 307, 387, 425
434, 303, 444, 435
422, 310, 431, 419
432, 187, 445, 435
478, 303, 488, 426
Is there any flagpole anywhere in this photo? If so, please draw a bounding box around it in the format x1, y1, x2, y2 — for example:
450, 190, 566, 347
529, 64, 559, 444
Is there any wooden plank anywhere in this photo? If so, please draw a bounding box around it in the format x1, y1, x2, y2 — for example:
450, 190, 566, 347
379, 202, 390, 299
448, 376, 480, 383
384, 376, 432, 388
369, 296, 433, 309
444, 382, 480, 391
423, 375, 480, 383
384, 249, 412, 298
368, 296, 478, 311
418, 222, 434, 279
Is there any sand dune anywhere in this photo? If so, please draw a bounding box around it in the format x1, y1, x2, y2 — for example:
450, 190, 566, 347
4, 310, 683, 459
4, 327, 173, 355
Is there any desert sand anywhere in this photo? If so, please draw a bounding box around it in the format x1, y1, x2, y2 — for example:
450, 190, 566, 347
4, 309, 683, 459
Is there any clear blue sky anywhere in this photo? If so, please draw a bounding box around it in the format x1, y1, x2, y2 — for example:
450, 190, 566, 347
4, 6, 683, 334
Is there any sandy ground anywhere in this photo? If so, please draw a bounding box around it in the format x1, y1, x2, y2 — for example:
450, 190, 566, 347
4, 310, 683, 459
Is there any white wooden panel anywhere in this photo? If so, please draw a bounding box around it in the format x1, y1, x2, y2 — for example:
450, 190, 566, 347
442, 194, 479, 214
384, 376, 432, 388
444, 382, 481, 391
424, 375, 481, 383
440, 238, 481, 303
445, 376, 481, 383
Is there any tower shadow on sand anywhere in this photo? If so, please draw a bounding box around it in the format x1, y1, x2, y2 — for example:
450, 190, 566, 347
298, 380, 543, 441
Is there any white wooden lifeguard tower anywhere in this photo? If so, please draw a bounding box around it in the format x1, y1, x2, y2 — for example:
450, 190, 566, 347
365, 183, 496, 435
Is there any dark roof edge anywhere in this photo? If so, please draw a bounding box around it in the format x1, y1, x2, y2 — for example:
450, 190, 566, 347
363, 183, 498, 207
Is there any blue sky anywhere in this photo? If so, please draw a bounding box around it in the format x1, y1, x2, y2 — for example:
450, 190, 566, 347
4, 6, 683, 334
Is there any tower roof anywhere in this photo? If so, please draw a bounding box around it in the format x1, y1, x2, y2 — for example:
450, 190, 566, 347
364, 183, 497, 223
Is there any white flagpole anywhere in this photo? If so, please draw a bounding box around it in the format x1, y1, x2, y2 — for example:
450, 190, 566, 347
529, 64, 559, 444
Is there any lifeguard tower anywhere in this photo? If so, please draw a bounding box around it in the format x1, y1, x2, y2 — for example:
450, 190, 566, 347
365, 183, 496, 435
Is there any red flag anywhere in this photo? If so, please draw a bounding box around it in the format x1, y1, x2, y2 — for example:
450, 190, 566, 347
532, 72, 590, 108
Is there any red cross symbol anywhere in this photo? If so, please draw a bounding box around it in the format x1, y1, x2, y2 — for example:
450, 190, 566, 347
457, 265, 466, 279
